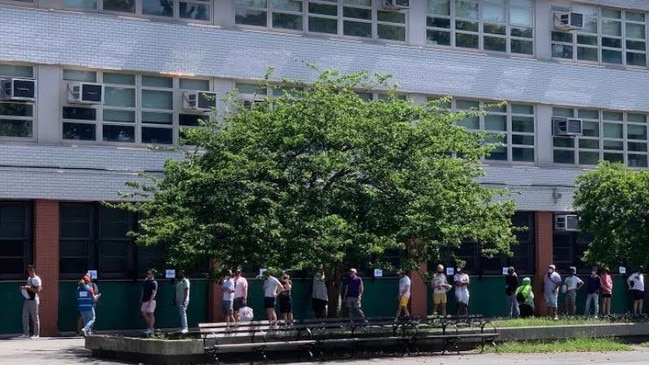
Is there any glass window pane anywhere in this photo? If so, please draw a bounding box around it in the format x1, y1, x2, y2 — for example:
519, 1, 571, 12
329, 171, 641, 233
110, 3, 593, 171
512, 104, 533, 115
603, 152, 623, 163
180, 79, 210, 91
427, 0, 450, 15
628, 113, 647, 123
603, 111, 623, 121
626, 40, 646, 51
483, 24, 506, 35
427, 30, 451, 45
552, 44, 573, 59
626, 23, 646, 39
578, 109, 599, 119
602, 37, 622, 48
603, 123, 623, 138
377, 11, 405, 24
180, 3, 210, 20
309, 2, 337, 16
627, 52, 646, 67
484, 36, 506, 52
456, 20, 478, 32
577, 47, 598, 61
142, 76, 172, 88
485, 114, 506, 131
512, 116, 534, 132
510, 8, 532, 26
103, 0, 135, 12
0, 120, 32, 138
0, 65, 33, 78
483, 5, 505, 23
378, 25, 406, 41
104, 87, 135, 107
142, 112, 173, 124
142, 0, 173, 17
103, 73, 135, 85
627, 12, 645, 22
343, 21, 371, 37
602, 8, 621, 19
236, 9, 268, 26
456, 33, 479, 48
579, 139, 599, 149
511, 27, 533, 38
577, 34, 598, 46
603, 140, 624, 150
343, 7, 371, 20
554, 149, 574, 164
0, 103, 33, 117
582, 121, 599, 137
63, 122, 96, 140
272, 0, 302, 11
62, 0, 97, 9
142, 90, 173, 110
455, 0, 478, 20
103, 110, 135, 123
512, 135, 534, 145
628, 124, 647, 140
553, 108, 574, 117
179, 114, 203, 127
309, 16, 338, 34
458, 116, 479, 129
628, 142, 647, 152
628, 155, 647, 167
486, 146, 507, 160
62, 107, 96, 121
236, 0, 267, 6
512, 148, 534, 162
552, 32, 572, 43
63, 70, 96, 82
510, 40, 533, 54
272, 13, 303, 30
579, 151, 600, 165
103, 125, 135, 142
142, 127, 173, 144
553, 137, 574, 148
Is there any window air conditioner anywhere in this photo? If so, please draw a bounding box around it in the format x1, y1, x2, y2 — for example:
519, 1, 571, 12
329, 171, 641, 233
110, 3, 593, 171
552, 117, 583, 136
555, 214, 580, 232
0, 78, 36, 102
67, 82, 103, 104
382, 0, 409, 10
554, 11, 584, 31
183, 91, 217, 111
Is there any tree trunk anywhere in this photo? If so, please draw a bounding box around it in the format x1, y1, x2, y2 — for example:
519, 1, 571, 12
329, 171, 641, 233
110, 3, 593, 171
325, 263, 345, 318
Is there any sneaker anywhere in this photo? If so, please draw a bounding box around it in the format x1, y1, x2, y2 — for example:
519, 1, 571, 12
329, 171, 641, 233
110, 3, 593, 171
144, 329, 153, 335
180, 328, 188, 334
81, 328, 87, 337
17, 334, 29, 339
553, 316, 559, 321
30, 335, 40, 339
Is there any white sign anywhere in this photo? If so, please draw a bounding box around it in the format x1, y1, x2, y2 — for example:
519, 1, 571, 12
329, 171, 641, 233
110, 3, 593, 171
502, 267, 509, 275
619, 266, 626, 274
446, 267, 455, 276
259, 268, 267, 277
165, 269, 176, 279
373, 269, 383, 278
87, 270, 98, 280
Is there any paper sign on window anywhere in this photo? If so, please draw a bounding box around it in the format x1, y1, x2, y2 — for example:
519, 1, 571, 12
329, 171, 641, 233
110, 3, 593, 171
374, 269, 383, 278
165, 269, 176, 279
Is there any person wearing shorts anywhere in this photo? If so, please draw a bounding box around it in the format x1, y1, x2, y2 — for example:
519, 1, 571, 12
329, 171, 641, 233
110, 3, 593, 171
431, 264, 450, 317
543, 264, 562, 320
563, 267, 583, 315
140, 269, 158, 335
627, 270, 645, 316
278, 273, 294, 324
262, 271, 281, 323
343, 268, 365, 319
232, 268, 248, 321
221, 270, 235, 325
599, 267, 613, 316
395, 270, 411, 320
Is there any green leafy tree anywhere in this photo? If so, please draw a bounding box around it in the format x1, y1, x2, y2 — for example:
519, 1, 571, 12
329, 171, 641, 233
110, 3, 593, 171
574, 161, 649, 269
119, 69, 517, 316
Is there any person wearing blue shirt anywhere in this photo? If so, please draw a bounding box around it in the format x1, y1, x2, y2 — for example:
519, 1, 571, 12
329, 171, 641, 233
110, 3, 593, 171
77, 275, 100, 336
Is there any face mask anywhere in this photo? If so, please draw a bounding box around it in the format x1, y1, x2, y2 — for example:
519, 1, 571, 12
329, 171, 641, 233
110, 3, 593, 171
548, 269, 554, 274
457, 269, 462, 273
437, 270, 443, 274
591, 272, 597, 276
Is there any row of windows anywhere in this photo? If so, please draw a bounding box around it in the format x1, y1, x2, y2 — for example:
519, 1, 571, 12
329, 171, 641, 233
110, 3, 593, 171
0, 64, 34, 139
0, 202, 33, 280
7, 0, 649, 66
552, 108, 649, 167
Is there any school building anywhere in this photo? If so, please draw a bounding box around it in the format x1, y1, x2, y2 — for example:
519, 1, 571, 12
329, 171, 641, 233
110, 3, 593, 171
1, 0, 648, 335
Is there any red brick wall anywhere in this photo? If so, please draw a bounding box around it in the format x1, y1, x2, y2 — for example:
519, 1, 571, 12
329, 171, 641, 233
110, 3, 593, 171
409, 263, 428, 317
534, 211, 553, 316
33, 200, 59, 337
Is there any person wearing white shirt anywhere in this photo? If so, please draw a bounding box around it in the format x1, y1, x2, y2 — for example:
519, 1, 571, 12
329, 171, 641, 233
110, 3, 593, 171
262, 271, 281, 323
453, 267, 470, 315
395, 270, 411, 320
627, 270, 645, 316
19, 264, 42, 339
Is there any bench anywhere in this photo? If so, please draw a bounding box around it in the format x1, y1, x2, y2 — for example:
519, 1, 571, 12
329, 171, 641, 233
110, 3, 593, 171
199, 321, 317, 363
411, 316, 499, 354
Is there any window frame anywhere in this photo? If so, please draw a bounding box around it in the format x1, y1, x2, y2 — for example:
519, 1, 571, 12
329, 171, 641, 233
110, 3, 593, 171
60, 0, 213, 23
0, 201, 33, 280
0, 64, 36, 141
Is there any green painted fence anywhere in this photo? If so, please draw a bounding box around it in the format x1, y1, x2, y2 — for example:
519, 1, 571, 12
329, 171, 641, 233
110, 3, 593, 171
0, 281, 27, 334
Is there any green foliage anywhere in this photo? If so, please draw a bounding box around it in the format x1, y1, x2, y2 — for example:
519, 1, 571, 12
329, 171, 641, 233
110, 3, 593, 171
574, 161, 649, 269
490, 338, 631, 353
117, 68, 516, 277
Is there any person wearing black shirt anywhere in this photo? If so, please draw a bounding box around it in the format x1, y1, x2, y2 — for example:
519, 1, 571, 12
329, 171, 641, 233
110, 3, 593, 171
505, 266, 520, 318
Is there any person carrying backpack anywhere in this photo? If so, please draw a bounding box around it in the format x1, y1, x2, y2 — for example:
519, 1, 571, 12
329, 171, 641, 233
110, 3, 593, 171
515, 277, 535, 318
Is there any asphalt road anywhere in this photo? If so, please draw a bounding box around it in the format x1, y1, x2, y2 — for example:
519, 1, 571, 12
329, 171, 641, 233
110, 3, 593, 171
1, 337, 649, 365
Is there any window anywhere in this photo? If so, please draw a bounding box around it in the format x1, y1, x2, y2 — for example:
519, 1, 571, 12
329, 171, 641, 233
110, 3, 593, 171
0, 64, 34, 139
552, 107, 648, 167
0, 202, 33, 280
453, 98, 536, 162
441, 212, 535, 275
235, 0, 407, 42
553, 230, 593, 274
551, 6, 647, 67
62, 0, 211, 21
62, 70, 211, 145
60, 204, 141, 279
426, 0, 534, 55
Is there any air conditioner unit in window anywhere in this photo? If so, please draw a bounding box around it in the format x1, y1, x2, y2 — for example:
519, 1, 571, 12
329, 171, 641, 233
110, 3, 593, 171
183, 91, 217, 111
553, 11, 584, 31
555, 214, 580, 232
67, 82, 103, 104
552, 117, 583, 136
382, 0, 409, 10
0, 78, 36, 102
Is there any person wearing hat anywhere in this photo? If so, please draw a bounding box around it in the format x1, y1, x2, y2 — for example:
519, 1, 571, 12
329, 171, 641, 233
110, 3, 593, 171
515, 277, 535, 318
76, 274, 100, 336
77, 274, 101, 336
543, 264, 562, 320
563, 267, 583, 316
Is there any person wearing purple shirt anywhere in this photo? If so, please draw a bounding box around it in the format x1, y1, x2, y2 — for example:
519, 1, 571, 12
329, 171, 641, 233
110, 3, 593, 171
342, 268, 365, 319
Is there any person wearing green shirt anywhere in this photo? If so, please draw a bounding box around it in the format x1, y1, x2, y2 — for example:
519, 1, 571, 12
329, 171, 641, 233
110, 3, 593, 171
516, 277, 535, 318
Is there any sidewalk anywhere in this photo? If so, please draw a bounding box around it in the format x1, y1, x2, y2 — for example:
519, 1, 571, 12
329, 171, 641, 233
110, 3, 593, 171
0, 337, 126, 365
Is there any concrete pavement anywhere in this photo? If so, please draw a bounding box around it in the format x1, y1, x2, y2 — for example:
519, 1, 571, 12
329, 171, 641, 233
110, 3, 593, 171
1, 337, 649, 365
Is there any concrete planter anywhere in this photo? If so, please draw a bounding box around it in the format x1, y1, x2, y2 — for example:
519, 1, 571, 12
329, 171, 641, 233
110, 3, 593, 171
499, 322, 649, 341
85, 335, 204, 365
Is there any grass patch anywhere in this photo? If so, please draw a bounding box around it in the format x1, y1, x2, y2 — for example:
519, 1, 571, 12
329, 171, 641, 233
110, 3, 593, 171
640, 342, 649, 348
493, 317, 601, 328
491, 338, 632, 353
